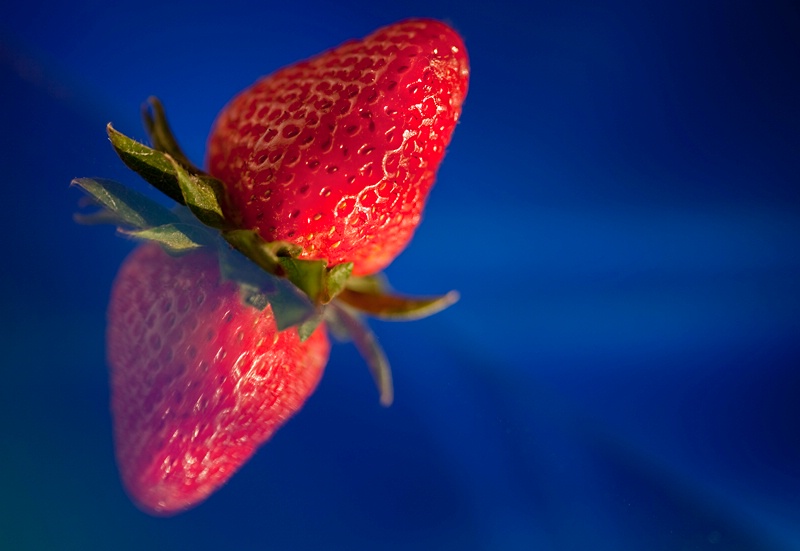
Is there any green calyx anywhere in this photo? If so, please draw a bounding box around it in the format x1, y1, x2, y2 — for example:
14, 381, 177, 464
73, 97, 459, 406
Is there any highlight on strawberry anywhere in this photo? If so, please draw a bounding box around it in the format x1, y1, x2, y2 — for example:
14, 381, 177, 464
72, 18, 469, 516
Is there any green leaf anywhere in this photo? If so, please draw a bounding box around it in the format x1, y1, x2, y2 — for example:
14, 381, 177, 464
345, 273, 390, 294
142, 97, 201, 174
297, 313, 324, 341
123, 223, 209, 253
266, 284, 319, 331
71, 177, 179, 230
168, 157, 229, 230
238, 278, 317, 331
222, 229, 351, 306
278, 257, 355, 305
278, 256, 327, 304
217, 244, 317, 331
336, 288, 459, 320
327, 303, 393, 406
107, 124, 186, 205
108, 102, 231, 230
323, 262, 354, 303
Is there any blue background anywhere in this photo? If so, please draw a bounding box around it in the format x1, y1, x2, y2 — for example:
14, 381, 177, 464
2, 1, 799, 549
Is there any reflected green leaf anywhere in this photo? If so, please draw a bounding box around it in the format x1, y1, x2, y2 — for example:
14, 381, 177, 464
124, 223, 209, 253
71, 177, 179, 229
326, 303, 393, 406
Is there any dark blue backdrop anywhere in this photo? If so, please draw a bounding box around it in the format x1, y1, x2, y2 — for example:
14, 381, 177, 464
2, 1, 799, 549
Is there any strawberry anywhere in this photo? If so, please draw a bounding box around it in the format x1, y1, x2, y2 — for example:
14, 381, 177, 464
73, 17, 467, 517
206, 18, 469, 276
107, 242, 329, 515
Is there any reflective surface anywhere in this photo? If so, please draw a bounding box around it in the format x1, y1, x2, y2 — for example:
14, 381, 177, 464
2, 1, 799, 549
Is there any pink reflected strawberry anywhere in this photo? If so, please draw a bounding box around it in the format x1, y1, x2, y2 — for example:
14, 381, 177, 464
107, 242, 328, 515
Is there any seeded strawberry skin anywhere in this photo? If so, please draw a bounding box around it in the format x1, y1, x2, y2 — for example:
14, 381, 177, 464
206, 18, 469, 275
107, 243, 329, 515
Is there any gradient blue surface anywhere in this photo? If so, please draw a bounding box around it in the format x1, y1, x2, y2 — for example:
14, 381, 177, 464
2, 1, 799, 549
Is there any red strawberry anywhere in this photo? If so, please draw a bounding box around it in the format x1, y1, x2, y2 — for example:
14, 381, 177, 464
73, 17, 466, 517
106, 242, 329, 515
206, 18, 469, 276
